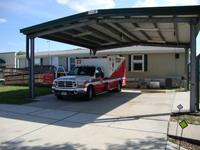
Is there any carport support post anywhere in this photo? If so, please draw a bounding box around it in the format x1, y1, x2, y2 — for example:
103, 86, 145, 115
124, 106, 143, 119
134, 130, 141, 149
30, 37, 35, 99
185, 48, 189, 91
190, 23, 197, 112
26, 36, 31, 97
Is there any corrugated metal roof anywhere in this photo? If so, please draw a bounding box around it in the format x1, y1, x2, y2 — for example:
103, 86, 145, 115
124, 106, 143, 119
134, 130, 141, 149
20, 5, 200, 51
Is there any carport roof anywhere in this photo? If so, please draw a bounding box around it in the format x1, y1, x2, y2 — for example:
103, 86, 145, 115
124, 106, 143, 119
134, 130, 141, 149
20, 5, 200, 50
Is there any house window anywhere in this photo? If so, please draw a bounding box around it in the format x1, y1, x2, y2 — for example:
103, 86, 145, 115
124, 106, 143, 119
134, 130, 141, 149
35, 58, 41, 65
131, 54, 144, 72
175, 53, 180, 59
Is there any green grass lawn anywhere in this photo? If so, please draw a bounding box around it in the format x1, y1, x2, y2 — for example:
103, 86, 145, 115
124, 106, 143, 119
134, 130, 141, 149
0, 85, 51, 104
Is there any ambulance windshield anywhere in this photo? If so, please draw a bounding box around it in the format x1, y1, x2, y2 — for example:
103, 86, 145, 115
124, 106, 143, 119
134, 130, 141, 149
68, 66, 95, 76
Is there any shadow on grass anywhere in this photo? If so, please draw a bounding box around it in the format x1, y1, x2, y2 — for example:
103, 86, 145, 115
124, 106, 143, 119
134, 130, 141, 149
0, 86, 51, 104
0, 136, 166, 150
0, 89, 32, 104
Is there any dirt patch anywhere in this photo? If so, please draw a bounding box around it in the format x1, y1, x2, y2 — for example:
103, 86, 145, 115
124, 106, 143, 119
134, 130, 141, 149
169, 137, 200, 150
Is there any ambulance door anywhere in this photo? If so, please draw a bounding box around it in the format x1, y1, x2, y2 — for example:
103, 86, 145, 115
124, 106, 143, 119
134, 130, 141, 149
94, 67, 105, 93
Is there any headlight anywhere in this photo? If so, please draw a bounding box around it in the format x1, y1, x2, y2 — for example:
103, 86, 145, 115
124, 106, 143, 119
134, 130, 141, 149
53, 80, 58, 87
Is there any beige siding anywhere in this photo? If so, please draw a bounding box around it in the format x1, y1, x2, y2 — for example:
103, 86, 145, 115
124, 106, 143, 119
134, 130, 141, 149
18, 58, 28, 68
42, 57, 49, 65
125, 53, 185, 79
16, 52, 186, 80
58, 56, 66, 67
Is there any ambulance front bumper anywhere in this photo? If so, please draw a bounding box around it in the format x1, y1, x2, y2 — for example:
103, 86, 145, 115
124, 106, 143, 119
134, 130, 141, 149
52, 87, 87, 96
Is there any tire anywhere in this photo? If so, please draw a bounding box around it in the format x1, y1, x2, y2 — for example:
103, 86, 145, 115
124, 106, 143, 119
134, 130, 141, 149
86, 86, 94, 100
115, 81, 122, 92
56, 95, 63, 100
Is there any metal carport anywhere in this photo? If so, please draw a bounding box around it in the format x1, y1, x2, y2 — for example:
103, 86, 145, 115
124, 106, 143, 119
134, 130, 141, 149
20, 5, 200, 112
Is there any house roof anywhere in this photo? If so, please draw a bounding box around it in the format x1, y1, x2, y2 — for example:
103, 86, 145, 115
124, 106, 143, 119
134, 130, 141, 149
20, 5, 200, 51
0, 52, 16, 54
16, 46, 185, 58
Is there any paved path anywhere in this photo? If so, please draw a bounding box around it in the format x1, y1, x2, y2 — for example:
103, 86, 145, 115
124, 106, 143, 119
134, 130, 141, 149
0, 90, 177, 150
169, 91, 200, 142
172, 92, 190, 113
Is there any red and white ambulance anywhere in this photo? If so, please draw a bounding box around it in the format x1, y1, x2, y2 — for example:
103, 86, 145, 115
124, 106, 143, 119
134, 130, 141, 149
52, 56, 126, 100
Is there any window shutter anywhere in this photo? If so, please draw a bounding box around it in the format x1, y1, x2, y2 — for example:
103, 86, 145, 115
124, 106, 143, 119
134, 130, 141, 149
66, 57, 68, 72
128, 55, 131, 71
144, 54, 148, 71
175, 53, 180, 59
40, 58, 43, 66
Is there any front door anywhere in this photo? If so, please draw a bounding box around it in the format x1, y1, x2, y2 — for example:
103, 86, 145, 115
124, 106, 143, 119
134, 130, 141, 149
52, 56, 59, 67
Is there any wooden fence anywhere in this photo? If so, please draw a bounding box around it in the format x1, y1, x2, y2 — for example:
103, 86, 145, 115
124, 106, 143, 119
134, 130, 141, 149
3, 67, 54, 86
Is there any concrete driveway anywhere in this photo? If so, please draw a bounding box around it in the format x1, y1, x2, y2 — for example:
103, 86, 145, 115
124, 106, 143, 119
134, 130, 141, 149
0, 90, 175, 150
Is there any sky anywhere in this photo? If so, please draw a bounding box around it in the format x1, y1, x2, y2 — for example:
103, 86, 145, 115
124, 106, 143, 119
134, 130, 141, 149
0, 0, 200, 54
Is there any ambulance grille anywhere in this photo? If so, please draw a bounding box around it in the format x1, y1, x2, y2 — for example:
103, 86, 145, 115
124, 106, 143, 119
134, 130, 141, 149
58, 81, 74, 88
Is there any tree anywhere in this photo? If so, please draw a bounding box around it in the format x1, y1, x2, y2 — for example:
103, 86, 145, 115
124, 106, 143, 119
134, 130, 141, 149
16, 51, 25, 55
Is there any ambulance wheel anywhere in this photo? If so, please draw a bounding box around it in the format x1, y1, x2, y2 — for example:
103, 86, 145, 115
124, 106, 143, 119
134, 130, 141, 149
86, 86, 94, 100
115, 81, 122, 92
